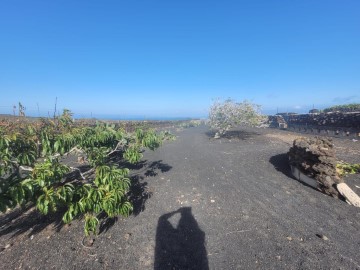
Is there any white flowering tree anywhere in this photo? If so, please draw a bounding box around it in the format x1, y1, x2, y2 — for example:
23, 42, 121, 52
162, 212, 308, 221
208, 99, 266, 138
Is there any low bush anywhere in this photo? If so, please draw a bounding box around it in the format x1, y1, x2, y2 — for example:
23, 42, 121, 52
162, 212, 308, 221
0, 110, 171, 235
208, 99, 266, 138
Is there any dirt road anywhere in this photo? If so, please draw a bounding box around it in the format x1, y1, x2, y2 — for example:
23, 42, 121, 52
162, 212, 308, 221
1, 126, 359, 269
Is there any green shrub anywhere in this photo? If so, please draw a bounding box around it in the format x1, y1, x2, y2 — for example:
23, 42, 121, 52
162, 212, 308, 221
208, 99, 266, 138
336, 162, 360, 176
0, 110, 168, 235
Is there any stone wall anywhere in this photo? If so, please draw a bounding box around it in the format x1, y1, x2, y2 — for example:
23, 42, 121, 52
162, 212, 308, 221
267, 115, 287, 128
268, 112, 360, 138
283, 112, 360, 128
288, 137, 343, 198
286, 125, 360, 138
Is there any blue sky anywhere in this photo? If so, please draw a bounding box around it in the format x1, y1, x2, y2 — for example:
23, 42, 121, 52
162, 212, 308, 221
0, 0, 359, 118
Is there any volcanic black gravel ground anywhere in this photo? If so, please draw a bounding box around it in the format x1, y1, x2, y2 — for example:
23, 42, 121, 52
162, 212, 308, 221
1, 126, 360, 270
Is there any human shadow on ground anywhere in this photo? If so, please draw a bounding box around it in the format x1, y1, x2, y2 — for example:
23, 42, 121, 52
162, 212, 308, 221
154, 207, 209, 270
269, 153, 294, 178
205, 129, 260, 140
0, 160, 172, 238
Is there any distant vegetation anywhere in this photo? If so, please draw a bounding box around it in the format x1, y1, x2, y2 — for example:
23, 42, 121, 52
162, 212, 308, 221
178, 120, 202, 129
323, 103, 360, 113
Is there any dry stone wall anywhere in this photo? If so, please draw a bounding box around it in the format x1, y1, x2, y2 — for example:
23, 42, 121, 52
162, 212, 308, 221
288, 137, 343, 198
267, 115, 287, 128
268, 112, 360, 138
284, 112, 360, 128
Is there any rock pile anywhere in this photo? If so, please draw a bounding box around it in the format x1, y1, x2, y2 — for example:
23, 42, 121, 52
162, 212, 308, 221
268, 115, 287, 128
288, 137, 343, 198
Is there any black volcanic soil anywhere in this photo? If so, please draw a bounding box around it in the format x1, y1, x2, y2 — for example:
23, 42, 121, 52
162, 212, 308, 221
1, 126, 359, 269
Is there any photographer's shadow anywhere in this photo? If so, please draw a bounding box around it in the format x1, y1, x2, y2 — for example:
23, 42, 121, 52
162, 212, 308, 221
154, 207, 209, 270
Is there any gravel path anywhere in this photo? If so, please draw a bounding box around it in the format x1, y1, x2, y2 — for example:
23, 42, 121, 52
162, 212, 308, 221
1, 126, 360, 269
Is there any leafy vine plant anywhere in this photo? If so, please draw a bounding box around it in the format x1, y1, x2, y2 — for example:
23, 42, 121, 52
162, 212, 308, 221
0, 109, 172, 236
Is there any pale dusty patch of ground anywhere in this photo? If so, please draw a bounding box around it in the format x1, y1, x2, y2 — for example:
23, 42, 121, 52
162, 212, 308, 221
264, 133, 305, 145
